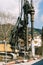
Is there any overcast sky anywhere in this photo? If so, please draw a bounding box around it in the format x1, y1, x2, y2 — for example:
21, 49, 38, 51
0, 0, 43, 29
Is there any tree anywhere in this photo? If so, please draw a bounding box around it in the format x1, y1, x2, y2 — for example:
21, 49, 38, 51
41, 27, 43, 57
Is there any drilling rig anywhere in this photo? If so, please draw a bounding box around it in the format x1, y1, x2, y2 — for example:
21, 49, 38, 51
10, 0, 35, 55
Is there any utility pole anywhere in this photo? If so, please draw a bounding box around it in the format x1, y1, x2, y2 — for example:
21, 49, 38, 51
41, 27, 43, 57
30, 0, 35, 58
3, 33, 7, 65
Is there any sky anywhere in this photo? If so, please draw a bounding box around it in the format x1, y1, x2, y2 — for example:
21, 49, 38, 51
0, 0, 43, 29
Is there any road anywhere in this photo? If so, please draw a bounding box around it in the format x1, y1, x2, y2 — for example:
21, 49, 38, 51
32, 59, 43, 65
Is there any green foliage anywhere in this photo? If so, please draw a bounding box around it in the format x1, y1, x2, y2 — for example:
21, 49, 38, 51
35, 47, 42, 55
